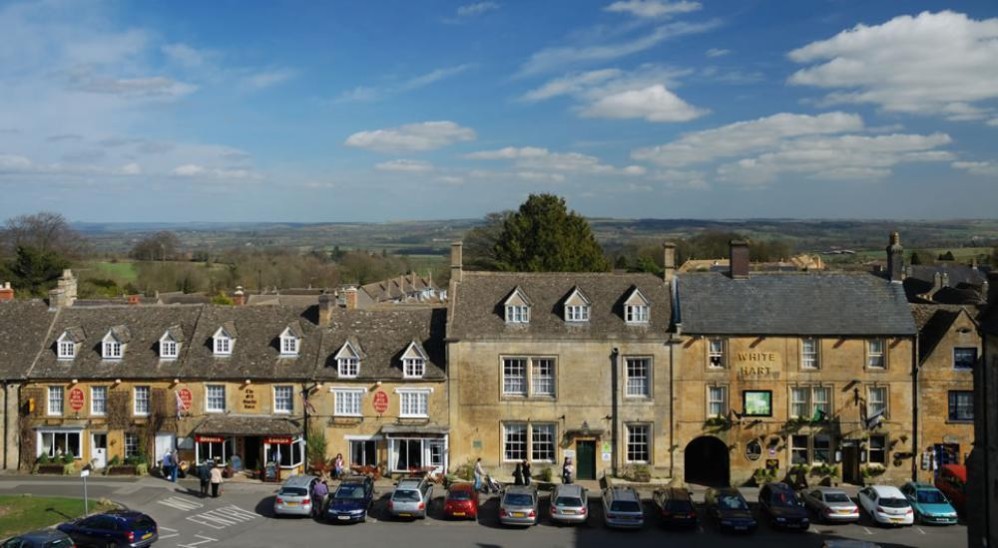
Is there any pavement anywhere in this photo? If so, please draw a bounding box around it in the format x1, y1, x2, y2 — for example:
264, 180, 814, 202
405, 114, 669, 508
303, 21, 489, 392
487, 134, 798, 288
0, 473, 969, 548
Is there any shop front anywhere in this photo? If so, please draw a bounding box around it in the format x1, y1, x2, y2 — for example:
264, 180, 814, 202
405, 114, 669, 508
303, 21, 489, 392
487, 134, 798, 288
189, 416, 303, 477
381, 425, 448, 476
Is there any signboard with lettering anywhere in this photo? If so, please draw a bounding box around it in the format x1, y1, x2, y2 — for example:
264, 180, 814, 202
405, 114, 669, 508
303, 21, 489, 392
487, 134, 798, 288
195, 435, 224, 443
372, 391, 389, 415
68, 388, 85, 412
265, 436, 293, 445
745, 440, 762, 461
178, 388, 192, 412
242, 388, 257, 411
734, 351, 782, 380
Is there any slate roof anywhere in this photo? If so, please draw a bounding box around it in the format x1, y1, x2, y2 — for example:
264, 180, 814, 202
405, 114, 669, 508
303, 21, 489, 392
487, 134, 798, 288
911, 304, 982, 363
0, 300, 55, 379
179, 305, 321, 381
448, 271, 672, 341
191, 415, 301, 436
677, 272, 916, 336
29, 305, 203, 380
315, 307, 446, 381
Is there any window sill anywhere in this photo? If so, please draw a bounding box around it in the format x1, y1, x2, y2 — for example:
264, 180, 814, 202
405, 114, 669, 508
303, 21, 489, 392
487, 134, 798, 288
945, 419, 974, 424
400, 415, 430, 420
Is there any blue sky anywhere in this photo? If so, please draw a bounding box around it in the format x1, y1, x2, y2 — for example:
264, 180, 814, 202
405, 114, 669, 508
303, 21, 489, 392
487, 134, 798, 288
1, 0, 997, 222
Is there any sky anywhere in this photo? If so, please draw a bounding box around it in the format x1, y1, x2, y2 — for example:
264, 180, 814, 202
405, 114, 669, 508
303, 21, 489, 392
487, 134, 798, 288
1, 0, 997, 223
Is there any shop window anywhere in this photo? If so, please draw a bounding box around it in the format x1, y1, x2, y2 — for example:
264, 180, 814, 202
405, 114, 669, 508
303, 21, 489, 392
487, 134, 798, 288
350, 439, 377, 467
38, 431, 81, 459
268, 438, 304, 468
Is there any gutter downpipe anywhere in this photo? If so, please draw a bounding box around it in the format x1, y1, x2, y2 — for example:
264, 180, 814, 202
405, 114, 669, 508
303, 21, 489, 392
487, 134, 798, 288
912, 334, 919, 482
611, 347, 619, 478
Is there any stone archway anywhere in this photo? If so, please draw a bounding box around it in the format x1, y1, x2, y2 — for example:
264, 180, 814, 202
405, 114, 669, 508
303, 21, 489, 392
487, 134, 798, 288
684, 436, 730, 487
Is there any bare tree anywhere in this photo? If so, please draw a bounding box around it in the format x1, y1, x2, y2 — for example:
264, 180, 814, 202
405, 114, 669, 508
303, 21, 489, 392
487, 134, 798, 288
1, 211, 88, 258
130, 231, 182, 261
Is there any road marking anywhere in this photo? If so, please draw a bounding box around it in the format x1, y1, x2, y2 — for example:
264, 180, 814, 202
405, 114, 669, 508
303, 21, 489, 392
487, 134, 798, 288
158, 526, 179, 540
158, 497, 205, 511
176, 534, 218, 548
186, 505, 258, 529
863, 527, 874, 535
917, 527, 927, 535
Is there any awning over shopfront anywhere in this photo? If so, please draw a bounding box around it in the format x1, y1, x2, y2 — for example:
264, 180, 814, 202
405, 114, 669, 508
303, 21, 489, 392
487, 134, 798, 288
380, 424, 449, 436
190, 416, 301, 437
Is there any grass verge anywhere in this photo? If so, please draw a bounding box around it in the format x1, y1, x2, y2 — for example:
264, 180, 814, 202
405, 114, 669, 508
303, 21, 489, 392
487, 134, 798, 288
0, 495, 116, 539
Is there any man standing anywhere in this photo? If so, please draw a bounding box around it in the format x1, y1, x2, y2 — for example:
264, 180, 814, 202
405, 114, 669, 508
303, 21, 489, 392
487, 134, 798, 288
161, 451, 174, 482
473, 458, 484, 493
311, 480, 328, 518
210, 462, 223, 498
198, 461, 211, 497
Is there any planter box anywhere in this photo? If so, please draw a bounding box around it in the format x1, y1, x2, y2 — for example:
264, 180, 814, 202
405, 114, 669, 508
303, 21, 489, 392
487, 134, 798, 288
35, 463, 71, 475
107, 465, 139, 476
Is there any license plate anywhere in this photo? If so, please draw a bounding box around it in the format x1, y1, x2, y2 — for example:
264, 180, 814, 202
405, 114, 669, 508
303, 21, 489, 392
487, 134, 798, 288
141, 533, 153, 540
734, 525, 747, 531
453, 512, 465, 516
837, 509, 852, 514
674, 514, 687, 518
890, 517, 903, 522
399, 513, 412, 517
338, 515, 351, 520
285, 501, 298, 506
512, 512, 525, 518
563, 510, 576, 514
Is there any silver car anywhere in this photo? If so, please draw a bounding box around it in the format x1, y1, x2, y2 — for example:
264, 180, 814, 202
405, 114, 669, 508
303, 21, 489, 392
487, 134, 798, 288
602, 486, 644, 529
801, 487, 860, 523
388, 477, 434, 520
273, 474, 320, 517
549, 483, 588, 525
499, 485, 538, 527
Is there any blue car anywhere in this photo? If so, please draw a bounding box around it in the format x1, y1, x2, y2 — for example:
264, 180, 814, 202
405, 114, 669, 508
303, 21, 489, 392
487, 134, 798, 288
324, 475, 375, 523
57, 510, 158, 548
900, 482, 958, 525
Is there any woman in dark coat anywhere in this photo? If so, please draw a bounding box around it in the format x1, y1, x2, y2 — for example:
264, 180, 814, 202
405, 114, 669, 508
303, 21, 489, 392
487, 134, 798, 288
513, 462, 524, 486
522, 460, 532, 486
198, 461, 211, 497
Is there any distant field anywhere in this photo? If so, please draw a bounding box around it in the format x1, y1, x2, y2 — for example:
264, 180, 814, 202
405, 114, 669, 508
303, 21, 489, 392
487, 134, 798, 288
81, 260, 138, 282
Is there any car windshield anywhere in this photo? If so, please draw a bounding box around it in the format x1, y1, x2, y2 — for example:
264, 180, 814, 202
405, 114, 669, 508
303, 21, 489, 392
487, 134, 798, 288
771, 491, 801, 507
393, 489, 420, 502
279, 487, 308, 497
335, 486, 366, 499
917, 490, 947, 504
824, 493, 851, 503
879, 497, 908, 508
667, 500, 694, 512
610, 501, 641, 513
505, 494, 534, 507
134, 517, 155, 529
720, 495, 748, 510
448, 490, 472, 501
555, 496, 584, 507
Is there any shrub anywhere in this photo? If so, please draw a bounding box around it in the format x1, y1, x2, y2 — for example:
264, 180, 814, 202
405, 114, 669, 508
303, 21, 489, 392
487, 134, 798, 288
306, 427, 327, 466
454, 459, 475, 481
61, 453, 75, 465
108, 455, 121, 467
37, 454, 51, 465
538, 466, 553, 483
624, 464, 651, 482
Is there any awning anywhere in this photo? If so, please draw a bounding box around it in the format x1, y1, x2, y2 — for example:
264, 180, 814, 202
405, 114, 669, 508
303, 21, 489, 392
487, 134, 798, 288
380, 424, 449, 437
190, 416, 301, 437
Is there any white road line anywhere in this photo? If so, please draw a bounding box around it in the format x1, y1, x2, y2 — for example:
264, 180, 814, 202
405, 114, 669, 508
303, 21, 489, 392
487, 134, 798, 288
186, 505, 258, 530
917, 527, 927, 535
158, 526, 179, 540
158, 497, 205, 511
863, 527, 874, 535
176, 534, 218, 548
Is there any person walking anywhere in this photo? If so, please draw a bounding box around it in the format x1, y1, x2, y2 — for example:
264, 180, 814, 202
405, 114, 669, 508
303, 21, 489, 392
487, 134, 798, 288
513, 462, 524, 486
161, 451, 173, 482
311, 479, 329, 517
198, 461, 211, 498
473, 458, 484, 492
333, 453, 344, 479
210, 462, 223, 498
562, 457, 573, 485
522, 460, 532, 487
169, 450, 178, 482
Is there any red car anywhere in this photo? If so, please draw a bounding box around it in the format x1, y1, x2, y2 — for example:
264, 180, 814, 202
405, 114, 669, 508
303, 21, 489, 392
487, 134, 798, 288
935, 464, 966, 515
443, 483, 479, 520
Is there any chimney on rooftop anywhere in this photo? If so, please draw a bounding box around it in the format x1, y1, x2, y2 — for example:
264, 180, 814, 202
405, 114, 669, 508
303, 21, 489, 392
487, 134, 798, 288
450, 241, 463, 284
127, 294, 140, 306
729, 240, 749, 279
232, 286, 246, 306
0, 281, 13, 303
886, 231, 904, 283
48, 269, 77, 308
662, 242, 676, 284
344, 286, 358, 310
318, 292, 335, 326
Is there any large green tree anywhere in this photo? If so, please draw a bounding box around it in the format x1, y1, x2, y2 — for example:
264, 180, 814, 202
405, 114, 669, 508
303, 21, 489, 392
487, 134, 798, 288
493, 194, 610, 272
6, 245, 70, 297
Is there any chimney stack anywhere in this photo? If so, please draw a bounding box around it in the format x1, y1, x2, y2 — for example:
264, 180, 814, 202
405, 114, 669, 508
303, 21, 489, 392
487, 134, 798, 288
318, 292, 335, 326
344, 286, 358, 310
662, 242, 676, 284
127, 294, 140, 305
0, 282, 13, 303
48, 269, 77, 308
886, 231, 904, 283
450, 241, 464, 284
729, 240, 749, 279
232, 286, 246, 306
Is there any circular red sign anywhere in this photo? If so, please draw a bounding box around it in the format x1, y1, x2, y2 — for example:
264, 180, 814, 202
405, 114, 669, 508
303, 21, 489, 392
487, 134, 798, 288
372, 391, 389, 414
68, 388, 85, 412
178, 388, 192, 411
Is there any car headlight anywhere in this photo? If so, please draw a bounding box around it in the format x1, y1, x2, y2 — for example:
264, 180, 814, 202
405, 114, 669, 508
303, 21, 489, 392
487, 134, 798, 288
776, 517, 786, 522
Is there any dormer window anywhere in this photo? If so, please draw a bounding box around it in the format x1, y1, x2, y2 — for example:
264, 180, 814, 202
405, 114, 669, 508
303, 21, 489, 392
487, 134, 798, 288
623, 288, 651, 324
503, 287, 532, 324
213, 323, 236, 356
57, 329, 83, 360
101, 326, 130, 360
59, 340, 75, 359
401, 340, 429, 379
104, 340, 122, 359
563, 287, 592, 323
159, 326, 183, 360
279, 323, 303, 357
334, 339, 364, 378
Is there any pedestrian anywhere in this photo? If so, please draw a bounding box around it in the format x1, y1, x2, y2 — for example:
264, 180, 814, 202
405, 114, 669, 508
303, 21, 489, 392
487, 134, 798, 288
198, 461, 211, 497
333, 453, 344, 479
513, 462, 524, 486
522, 460, 532, 487
311, 479, 329, 517
562, 457, 573, 485
169, 450, 178, 482
161, 451, 173, 482
473, 458, 484, 492
210, 462, 223, 498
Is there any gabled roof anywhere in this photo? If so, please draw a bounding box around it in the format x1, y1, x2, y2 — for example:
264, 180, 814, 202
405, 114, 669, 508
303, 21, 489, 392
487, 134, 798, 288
104, 325, 131, 344
623, 287, 650, 307
449, 272, 671, 341
281, 321, 304, 339
402, 340, 429, 361
215, 321, 238, 339
0, 300, 54, 379
161, 325, 185, 343
562, 286, 591, 307
677, 271, 916, 336
911, 304, 981, 363
59, 327, 86, 344
502, 286, 533, 308
334, 338, 365, 361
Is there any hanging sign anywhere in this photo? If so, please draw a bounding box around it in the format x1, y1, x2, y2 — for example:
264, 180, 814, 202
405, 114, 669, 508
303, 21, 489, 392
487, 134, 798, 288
178, 388, 192, 411
373, 391, 389, 414
265, 436, 293, 445
195, 435, 224, 443
68, 388, 85, 412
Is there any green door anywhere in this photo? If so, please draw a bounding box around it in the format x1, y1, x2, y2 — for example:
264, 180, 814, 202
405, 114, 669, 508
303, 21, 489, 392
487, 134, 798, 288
576, 441, 596, 480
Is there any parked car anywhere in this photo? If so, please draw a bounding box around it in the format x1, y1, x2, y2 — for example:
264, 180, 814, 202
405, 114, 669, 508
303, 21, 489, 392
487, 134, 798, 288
704, 487, 757, 533
273, 474, 320, 517
442, 482, 479, 520
602, 486, 644, 529
800, 487, 860, 523
935, 464, 966, 515
325, 475, 375, 523
652, 487, 698, 529
57, 510, 158, 548
900, 482, 958, 525
499, 485, 539, 527
758, 482, 810, 530
0, 529, 75, 548
549, 483, 588, 525
857, 485, 914, 527
388, 476, 434, 520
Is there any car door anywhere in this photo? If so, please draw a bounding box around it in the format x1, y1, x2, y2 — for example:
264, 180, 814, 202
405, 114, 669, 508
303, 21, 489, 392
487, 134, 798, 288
857, 489, 871, 514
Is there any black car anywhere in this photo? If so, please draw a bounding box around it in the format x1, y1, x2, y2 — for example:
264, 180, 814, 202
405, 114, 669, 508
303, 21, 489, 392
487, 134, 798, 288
324, 475, 375, 523
57, 509, 158, 548
705, 487, 757, 533
759, 482, 810, 530
652, 487, 698, 528
1, 529, 75, 548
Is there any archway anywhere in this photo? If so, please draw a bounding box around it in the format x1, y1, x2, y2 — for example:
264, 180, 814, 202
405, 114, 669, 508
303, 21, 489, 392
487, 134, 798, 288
684, 436, 730, 487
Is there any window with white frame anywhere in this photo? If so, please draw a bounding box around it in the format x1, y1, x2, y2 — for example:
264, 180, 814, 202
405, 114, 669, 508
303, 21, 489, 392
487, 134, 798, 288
625, 357, 650, 397
790, 387, 810, 419
708, 338, 726, 368
565, 305, 590, 322
503, 423, 527, 461
789, 434, 833, 464
403, 357, 425, 379
213, 332, 232, 356
868, 434, 887, 464
103, 340, 122, 359
206, 385, 226, 413
399, 390, 429, 418
502, 357, 556, 397
160, 339, 178, 359
281, 336, 298, 356
37, 430, 81, 459
338, 357, 360, 378
790, 386, 832, 419
812, 386, 831, 418
531, 424, 555, 462
334, 389, 363, 416
791, 434, 809, 465
91, 386, 107, 416
531, 358, 555, 396
125, 433, 140, 458
625, 424, 650, 463
505, 304, 530, 324
625, 304, 649, 324
953, 347, 977, 370
133, 386, 150, 416
802, 338, 819, 369
503, 358, 527, 396
47, 386, 64, 416
274, 385, 293, 414
867, 386, 887, 418
57, 337, 75, 359
867, 339, 885, 368
708, 386, 727, 417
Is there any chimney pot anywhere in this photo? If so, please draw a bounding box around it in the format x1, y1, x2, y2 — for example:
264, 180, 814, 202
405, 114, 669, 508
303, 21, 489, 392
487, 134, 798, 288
886, 231, 904, 283
450, 241, 463, 283
318, 292, 334, 326
0, 281, 13, 303
729, 240, 750, 279
232, 286, 246, 306
345, 286, 359, 310
662, 242, 676, 284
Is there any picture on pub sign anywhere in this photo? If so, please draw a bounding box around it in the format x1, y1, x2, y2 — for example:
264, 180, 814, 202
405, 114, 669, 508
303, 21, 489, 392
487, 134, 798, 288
743, 390, 773, 417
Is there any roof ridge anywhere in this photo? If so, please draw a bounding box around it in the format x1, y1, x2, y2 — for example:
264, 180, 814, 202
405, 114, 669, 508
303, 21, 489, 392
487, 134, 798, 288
25, 306, 60, 380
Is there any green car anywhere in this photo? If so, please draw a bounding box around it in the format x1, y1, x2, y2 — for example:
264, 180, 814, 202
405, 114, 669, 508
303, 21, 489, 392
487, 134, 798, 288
900, 482, 958, 525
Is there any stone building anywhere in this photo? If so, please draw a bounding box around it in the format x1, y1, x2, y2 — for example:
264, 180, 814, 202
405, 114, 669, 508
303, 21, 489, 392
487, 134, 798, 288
968, 300, 998, 547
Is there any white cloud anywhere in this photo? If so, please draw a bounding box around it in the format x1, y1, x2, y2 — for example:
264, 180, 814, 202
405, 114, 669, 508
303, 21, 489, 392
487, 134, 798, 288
240, 69, 296, 90
466, 146, 549, 160
988, 119, 998, 127
466, 146, 644, 178
457, 2, 500, 18
952, 160, 998, 176
67, 72, 197, 99
705, 48, 730, 57
336, 64, 474, 103
172, 164, 205, 177
604, 0, 701, 19
581, 84, 706, 122
398, 64, 475, 91
172, 163, 261, 180
161, 43, 206, 68
119, 162, 142, 175
520, 69, 622, 102
375, 159, 435, 172
651, 169, 709, 189
436, 175, 465, 185
632, 112, 864, 167
788, 11, 998, 121
344, 121, 476, 152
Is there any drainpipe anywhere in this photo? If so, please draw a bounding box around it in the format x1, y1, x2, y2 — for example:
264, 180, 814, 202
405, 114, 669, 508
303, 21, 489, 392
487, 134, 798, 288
3, 381, 7, 470
611, 347, 619, 478
912, 335, 919, 482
